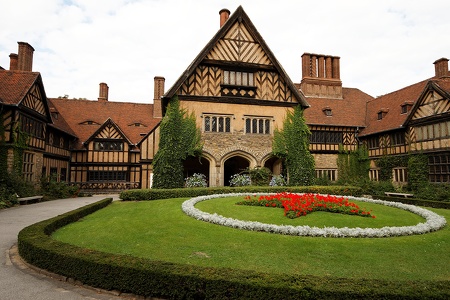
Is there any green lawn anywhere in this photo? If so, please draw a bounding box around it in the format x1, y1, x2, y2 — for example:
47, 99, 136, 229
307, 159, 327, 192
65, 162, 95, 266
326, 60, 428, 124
53, 196, 450, 282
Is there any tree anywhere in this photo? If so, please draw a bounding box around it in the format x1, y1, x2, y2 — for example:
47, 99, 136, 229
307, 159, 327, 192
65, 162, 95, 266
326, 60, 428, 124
152, 95, 202, 189
272, 105, 315, 186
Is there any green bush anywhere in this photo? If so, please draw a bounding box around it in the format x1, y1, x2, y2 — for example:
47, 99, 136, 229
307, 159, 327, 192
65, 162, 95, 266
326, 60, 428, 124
247, 167, 272, 186
120, 186, 364, 201
18, 197, 449, 299
40, 176, 79, 200
0, 172, 36, 209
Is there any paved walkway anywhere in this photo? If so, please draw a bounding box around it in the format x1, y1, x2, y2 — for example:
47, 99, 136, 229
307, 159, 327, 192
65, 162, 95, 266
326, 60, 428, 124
0, 195, 134, 300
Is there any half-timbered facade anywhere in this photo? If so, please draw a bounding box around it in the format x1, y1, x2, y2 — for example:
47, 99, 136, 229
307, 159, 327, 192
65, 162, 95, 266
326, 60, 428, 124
1, 7, 449, 192
163, 7, 309, 186
359, 58, 450, 184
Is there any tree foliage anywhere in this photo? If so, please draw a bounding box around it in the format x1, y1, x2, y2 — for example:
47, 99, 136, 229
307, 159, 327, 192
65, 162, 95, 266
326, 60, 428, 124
272, 105, 315, 186
152, 95, 202, 189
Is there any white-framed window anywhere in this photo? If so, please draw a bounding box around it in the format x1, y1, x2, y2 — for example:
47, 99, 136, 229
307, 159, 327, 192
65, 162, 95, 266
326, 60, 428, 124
244, 116, 271, 134
203, 114, 232, 133
223, 70, 254, 86
369, 169, 379, 181
315, 169, 337, 181
392, 167, 408, 183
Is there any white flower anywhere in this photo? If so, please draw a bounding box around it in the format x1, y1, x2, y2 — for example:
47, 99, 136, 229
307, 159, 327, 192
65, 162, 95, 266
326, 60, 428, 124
181, 193, 447, 238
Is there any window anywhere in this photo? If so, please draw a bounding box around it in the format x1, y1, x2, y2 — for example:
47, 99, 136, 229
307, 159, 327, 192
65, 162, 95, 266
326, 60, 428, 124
204, 115, 231, 133
315, 169, 337, 181
401, 102, 413, 114
367, 136, 379, 149
223, 70, 254, 86
245, 116, 271, 134
393, 167, 408, 183
94, 140, 124, 151
310, 131, 343, 144
390, 132, 405, 146
369, 169, 379, 181
377, 109, 388, 120
20, 115, 44, 138
22, 152, 34, 182
61, 168, 67, 182
322, 107, 332, 116
415, 121, 450, 142
88, 171, 127, 181
429, 152, 450, 183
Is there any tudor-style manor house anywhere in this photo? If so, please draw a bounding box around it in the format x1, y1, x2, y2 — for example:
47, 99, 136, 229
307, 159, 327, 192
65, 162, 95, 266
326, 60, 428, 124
1, 6, 449, 193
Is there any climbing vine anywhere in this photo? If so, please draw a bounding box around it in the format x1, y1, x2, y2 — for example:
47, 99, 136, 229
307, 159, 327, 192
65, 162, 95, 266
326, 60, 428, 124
272, 105, 315, 186
376, 155, 408, 181
337, 145, 370, 184
152, 95, 203, 189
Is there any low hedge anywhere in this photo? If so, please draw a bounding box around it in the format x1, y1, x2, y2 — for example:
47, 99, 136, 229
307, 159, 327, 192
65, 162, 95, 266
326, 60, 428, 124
373, 195, 450, 209
119, 185, 363, 201
18, 197, 450, 299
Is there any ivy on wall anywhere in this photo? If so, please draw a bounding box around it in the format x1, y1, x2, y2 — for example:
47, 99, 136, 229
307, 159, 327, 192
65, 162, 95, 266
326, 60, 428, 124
337, 145, 370, 184
272, 105, 315, 186
376, 155, 408, 181
0, 112, 7, 179
152, 95, 203, 189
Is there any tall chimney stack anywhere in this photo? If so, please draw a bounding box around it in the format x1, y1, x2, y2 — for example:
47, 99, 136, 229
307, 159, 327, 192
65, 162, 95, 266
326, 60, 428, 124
98, 82, 109, 101
153, 76, 165, 118
219, 9, 230, 28
434, 58, 449, 78
17, 42, 34, 71
300, 53, 342, 99
9, 53, 18, 71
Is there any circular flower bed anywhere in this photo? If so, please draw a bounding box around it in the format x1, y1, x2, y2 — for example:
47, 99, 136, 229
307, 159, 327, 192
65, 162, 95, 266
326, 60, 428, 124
181, 193, 447, 238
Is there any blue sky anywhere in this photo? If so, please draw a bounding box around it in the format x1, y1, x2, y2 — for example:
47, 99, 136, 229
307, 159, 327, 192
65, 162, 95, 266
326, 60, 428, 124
1, 0, 449, 103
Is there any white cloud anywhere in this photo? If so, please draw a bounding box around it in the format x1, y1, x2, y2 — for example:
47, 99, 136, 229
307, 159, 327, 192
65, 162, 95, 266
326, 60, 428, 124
1, 0, 449, 102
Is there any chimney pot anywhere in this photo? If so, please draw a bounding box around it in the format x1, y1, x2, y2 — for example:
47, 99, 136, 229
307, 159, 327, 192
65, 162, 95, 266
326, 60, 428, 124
219, 8, 230, 28
98, 82, 109, 101
17, 42, 34, 71
9, 53, 18, 71
434, 58, 449, 78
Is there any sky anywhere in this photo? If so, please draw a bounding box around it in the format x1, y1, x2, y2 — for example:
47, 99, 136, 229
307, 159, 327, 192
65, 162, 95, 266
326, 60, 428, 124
1, 0, 449, 103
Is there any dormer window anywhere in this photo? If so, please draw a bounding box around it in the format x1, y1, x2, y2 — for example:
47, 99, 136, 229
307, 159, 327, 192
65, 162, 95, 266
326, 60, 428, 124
322, 107, 332, 116
128, 122, 146, 127
79, 120, 100, 125
377, 109, 389, 120
400, 102, 413, 114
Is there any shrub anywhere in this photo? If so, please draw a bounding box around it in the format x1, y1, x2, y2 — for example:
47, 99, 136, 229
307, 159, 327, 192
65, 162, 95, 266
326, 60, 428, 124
269, 175, 286, 186
185, 173, 207, 188
0, 172, 36, 209
40, 175, 79, 200
247, 167, 272, 186
229, 174, 251, 187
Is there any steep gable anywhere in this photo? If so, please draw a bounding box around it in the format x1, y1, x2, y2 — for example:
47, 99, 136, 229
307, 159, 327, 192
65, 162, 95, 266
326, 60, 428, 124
85, 118, 131, 145
407, 80, 450, 124
164, 6, 308, 108
0, 71, 51, 122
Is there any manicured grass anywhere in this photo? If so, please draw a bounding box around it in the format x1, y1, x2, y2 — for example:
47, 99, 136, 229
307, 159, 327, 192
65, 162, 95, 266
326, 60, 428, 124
53, 196, 450, 282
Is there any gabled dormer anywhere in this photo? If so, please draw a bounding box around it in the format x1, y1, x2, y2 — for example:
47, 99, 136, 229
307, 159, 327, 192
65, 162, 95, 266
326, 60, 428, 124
84, 118, 132, 151
163, 6, 308, 113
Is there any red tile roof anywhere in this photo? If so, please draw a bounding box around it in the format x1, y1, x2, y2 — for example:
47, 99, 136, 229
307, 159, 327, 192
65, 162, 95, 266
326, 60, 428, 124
360, 79, 429, 136
0, 71, 40, 105
302, 87, 373, 127
49, 98, 160, 149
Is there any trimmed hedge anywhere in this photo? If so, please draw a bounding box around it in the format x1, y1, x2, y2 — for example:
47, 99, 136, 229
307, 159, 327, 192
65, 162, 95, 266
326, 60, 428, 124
18, 196, 450, 299
119, 185, 363, 201
373, 195, 450, 209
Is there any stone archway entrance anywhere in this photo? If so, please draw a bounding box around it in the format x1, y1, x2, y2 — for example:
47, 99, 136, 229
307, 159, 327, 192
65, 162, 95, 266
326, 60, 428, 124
223, 156, 250, 186
183, 156, 210, 186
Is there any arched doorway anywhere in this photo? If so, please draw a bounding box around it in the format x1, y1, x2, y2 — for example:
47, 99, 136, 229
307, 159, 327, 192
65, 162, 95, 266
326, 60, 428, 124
264, 156, 285, 176
223, 156, 250, 186
183, 156, 210, 186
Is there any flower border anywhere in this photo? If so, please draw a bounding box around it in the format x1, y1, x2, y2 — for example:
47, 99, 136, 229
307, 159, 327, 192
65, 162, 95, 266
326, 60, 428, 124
181, 193, 447, 238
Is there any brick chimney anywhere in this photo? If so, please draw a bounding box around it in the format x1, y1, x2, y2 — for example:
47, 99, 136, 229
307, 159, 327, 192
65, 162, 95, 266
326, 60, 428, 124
17, 42, 34, 71
434, 58, 449, 78
219, 9, 230, 28
300, 53, 342, 99
153, 76, 165, 118
98, 82, 109, 101
9, 53, 18, 71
